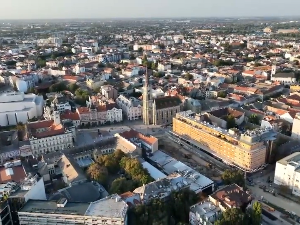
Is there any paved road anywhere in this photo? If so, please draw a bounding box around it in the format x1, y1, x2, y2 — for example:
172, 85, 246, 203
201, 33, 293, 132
249, 185, 300, 218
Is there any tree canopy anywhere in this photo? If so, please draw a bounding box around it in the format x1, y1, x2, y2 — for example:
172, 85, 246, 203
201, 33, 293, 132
129, 189, 198, 225
226, 115, 236, 129
86, 163, 108, 185
49, 82, 67, 92
215, 202, 262, 225
221, 169, 245, 187
184, 73, 194, 80
248, 114, 260, 125
119, 157, 153, 186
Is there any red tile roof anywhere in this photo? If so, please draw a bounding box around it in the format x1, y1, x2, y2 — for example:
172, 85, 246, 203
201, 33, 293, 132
0, 166, 26, 183
119, 129, 157, 145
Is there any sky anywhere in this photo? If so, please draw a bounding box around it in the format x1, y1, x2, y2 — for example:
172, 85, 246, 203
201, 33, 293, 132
1, 0, 300, 20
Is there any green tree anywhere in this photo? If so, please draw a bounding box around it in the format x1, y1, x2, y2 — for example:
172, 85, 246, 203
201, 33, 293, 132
218, 91, 227, 98
87, 163, 108, 185
120, 157, 153, 186
214, 208, 246, 225
184, 73, 193, 80
248, 114, 260, 125
67, 83, 79, 93
221, 169, 245, 187
151, 62, 157, 70
138, 47, 144, 53
109, 177, 136, 194
49, 82, 67, 92
97, 154, 120, 174
226, 115, 236, 129
251, 202, 262, 225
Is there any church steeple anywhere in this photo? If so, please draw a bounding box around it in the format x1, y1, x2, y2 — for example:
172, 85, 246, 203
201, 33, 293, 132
142, 52, 151, 125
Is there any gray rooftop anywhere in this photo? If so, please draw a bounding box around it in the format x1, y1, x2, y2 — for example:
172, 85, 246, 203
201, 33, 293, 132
49, 182, 102, 203
19, 200, 89, 215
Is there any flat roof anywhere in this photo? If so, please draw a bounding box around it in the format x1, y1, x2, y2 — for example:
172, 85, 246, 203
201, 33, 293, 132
85, 194, 128, 219
277, 152, 300, 167
19, 200, 90, 215
149, 151, 214, 193
141, 162, 167, 180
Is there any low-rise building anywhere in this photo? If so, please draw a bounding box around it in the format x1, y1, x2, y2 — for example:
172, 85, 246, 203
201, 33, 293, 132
117, 129, 158, 155
209, 184, 252, 211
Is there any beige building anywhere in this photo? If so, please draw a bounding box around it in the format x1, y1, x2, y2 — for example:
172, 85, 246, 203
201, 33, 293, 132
173, 111, 269, 171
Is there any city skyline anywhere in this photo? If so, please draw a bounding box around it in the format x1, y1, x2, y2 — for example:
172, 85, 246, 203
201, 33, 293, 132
1, 0, 300, 20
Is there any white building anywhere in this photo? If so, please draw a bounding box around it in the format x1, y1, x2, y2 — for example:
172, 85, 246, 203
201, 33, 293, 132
37, 37, 62, 47
0, 92, 43, 126
51, 94, 72, 113
274, 152, 300, 196
116, 95, 142, 120
26, 110, 74, 156
292, 113, 300, 141
18, 194, 128, 225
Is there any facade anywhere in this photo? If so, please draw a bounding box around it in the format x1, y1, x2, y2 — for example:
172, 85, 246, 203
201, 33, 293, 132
292, 113, 300, 141
116, 95, 142, 120
0, 92, 43, 126
26, 110, 74, 156
274, 152, 300, 196
172, 111, 270, 171
37, 37, 62, 47
152, 96, 182, 125
77, 100, 122, 126
18, 195, 128, 225
101, 85, 118, 100
51, 95, 71, 113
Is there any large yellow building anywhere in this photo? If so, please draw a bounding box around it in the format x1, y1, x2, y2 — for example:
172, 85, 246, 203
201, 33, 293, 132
173, 111, 268, 171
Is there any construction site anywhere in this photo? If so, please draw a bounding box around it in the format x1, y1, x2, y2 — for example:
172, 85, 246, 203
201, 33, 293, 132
158, 134, 222, 181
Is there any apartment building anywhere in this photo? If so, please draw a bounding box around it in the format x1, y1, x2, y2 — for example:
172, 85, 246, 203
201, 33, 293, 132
18, 195, 128, 225
116, 95, 142, 120
274, 152, 300, 196
292, 113, 300, 141
172, 111, 271, 171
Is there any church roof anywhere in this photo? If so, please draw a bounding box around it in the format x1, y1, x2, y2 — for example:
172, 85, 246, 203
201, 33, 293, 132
154, 96, 182, 110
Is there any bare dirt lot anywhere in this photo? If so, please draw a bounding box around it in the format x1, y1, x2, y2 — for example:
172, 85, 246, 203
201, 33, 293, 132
158, 136, 221, 180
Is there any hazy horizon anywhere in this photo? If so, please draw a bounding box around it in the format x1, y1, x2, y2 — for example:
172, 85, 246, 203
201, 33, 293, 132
2, 0, 300, 20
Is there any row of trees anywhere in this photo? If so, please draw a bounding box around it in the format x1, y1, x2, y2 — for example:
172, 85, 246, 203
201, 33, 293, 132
129, 189, 198, 225
215, 202, 262, 225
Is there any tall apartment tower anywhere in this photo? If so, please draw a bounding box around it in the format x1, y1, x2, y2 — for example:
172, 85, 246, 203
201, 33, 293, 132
142, 63, 151, 125
292, 113, 300, 140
